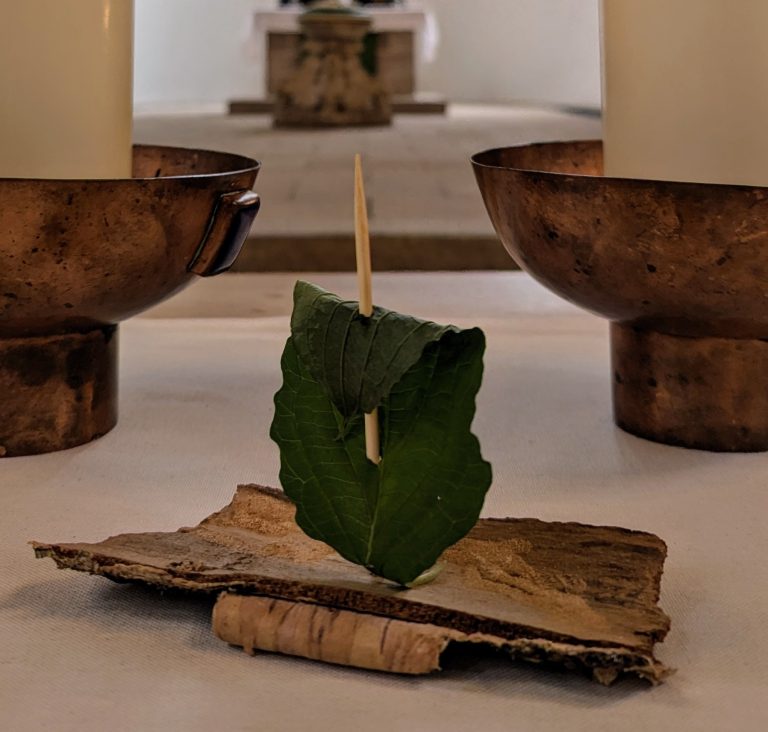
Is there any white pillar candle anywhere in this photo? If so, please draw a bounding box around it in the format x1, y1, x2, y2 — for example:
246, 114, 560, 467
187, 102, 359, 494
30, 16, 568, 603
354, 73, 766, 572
601, 0, 768, 186
0, 0, 133, 179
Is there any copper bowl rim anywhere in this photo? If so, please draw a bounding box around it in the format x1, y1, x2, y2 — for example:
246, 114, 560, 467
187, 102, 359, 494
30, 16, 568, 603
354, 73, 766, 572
470, 140, 768, 194
0, 143, 261, 184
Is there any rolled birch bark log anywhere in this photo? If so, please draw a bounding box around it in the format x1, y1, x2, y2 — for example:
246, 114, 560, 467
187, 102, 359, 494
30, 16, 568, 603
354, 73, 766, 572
213, 594, 455, 675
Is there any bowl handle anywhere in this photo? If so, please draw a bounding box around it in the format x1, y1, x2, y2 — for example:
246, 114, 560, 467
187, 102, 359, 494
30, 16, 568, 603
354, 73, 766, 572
187, 190, 261, 277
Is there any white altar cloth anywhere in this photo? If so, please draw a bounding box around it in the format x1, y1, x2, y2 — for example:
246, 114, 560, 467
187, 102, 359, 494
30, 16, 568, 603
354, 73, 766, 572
1, 273, 766, 731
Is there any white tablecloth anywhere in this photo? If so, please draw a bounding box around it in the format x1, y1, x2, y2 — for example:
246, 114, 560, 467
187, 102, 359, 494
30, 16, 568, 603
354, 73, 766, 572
1, 273, 766, 731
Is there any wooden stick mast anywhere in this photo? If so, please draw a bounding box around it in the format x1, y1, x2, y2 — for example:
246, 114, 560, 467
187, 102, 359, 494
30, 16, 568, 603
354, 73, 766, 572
354, 154, 381, 465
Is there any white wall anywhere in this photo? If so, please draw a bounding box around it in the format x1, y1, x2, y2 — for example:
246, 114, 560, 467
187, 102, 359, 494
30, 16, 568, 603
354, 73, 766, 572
134, 0, 273, 111
133, 0, 601, 112
418, 0, 601, 108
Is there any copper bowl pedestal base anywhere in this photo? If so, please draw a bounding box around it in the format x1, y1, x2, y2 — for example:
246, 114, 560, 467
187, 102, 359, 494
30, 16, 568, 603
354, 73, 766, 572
0, 328, 117, 457
612, 324, 768, 452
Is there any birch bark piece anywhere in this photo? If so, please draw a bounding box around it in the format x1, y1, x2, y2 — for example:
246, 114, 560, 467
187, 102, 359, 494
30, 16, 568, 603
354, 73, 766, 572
34, 484, 672, 684
213, 594, 457, 675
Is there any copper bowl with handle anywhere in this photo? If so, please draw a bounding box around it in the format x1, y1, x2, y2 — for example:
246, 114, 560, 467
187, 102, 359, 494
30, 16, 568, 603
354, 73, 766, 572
0, 144, 260, 456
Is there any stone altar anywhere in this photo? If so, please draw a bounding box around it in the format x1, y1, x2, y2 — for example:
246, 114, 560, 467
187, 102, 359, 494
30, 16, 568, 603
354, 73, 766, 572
273, 5, 392, 128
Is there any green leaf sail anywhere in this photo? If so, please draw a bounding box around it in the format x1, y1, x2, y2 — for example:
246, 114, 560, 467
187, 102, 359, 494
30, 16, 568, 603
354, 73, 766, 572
270, 282, 492, 586
290, 280, 457, 418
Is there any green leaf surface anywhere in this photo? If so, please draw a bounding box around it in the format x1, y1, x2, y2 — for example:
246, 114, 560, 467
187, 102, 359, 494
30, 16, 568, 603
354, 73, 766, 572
291, 280, 457, 418
270, 282, 492, 586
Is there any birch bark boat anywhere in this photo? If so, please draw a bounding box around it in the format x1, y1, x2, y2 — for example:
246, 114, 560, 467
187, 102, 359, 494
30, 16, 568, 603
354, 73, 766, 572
34, 484, 671, 684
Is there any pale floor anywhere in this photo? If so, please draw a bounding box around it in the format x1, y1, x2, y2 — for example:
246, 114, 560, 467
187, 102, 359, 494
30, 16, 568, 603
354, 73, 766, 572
134, 104, 601, 238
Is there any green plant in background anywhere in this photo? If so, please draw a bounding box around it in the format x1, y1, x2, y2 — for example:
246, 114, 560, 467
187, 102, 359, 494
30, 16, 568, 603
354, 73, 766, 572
270, 281, 492, 586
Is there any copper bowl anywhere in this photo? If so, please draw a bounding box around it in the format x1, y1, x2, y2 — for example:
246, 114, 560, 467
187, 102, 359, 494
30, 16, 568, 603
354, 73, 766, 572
0, 144, 260, 457
473, 140, 768, 451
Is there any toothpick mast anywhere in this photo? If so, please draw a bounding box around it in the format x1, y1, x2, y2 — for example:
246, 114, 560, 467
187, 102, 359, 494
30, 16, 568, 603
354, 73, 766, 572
354, 154, 381, 465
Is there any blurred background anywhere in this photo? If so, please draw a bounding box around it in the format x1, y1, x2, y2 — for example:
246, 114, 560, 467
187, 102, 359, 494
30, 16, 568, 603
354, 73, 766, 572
132, 0, 602, 271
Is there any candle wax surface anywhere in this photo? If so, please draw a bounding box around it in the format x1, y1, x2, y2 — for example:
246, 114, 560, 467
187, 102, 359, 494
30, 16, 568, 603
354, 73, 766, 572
0, 0, 133, 180
601, 0, 768, 186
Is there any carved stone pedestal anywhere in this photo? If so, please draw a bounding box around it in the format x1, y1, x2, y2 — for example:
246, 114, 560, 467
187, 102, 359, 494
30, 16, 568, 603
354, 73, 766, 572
274, 5, 392, 128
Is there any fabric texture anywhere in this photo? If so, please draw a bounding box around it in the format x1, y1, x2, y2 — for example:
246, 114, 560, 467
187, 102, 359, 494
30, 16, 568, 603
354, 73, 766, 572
1, 273, 766, 731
